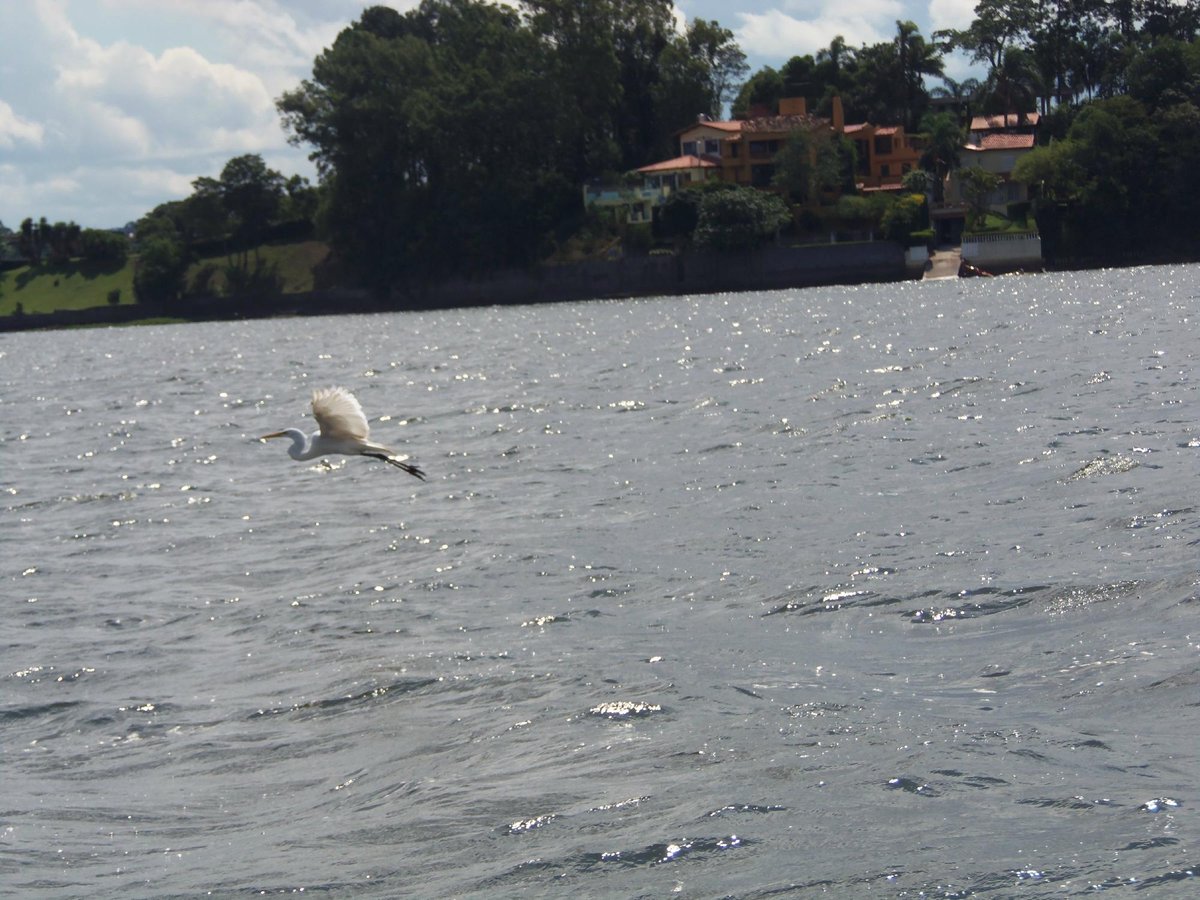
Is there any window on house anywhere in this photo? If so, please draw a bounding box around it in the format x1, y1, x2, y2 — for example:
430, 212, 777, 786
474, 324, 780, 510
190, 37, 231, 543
881, 164, 890, 177
682, 140, 698, 155
749, 140, 780, 159
874, 135, 893, 155
730, 143, 740, 158
751, 164, 775, 187
704, 139, 720, 155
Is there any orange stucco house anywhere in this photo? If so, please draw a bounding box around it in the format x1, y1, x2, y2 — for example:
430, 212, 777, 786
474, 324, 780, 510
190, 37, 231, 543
584, 97, 925, 221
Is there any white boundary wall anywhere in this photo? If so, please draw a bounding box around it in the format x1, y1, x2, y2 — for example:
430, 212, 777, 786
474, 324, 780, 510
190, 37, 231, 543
962, 232, 1042, 267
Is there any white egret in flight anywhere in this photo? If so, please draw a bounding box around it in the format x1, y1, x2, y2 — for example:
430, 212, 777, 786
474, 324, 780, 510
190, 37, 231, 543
259, 386, 425, 480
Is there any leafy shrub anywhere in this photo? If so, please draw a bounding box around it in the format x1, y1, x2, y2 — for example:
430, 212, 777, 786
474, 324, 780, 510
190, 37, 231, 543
694, 186, 790, 251
1007, 201, 1031, 225
881, 193, 928, 244
623, 223, 653, 254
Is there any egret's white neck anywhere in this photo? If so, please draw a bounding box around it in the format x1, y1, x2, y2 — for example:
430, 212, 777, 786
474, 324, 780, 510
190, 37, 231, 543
279, 428, 320, 460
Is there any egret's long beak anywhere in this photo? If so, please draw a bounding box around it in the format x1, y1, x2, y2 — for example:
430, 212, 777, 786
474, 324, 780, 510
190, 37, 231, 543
258, 431, 287, 441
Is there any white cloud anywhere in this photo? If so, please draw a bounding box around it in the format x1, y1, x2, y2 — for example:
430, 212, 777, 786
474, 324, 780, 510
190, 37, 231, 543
734, 1, 903, 61
928, 0, 976, 32
0, 102, 45, 149
53, 41, 277, 158
0, 0, 321, 225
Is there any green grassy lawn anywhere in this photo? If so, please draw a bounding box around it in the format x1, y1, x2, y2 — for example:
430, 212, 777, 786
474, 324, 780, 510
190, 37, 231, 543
184, 240, 330, 295
0, 259, 136, 316
966, 213, 1036, 235
0, 240, 330, 317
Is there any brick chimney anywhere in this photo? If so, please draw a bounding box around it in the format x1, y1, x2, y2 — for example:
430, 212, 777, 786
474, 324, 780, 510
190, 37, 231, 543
831, 95, 845, 132
779, 96, 807, 117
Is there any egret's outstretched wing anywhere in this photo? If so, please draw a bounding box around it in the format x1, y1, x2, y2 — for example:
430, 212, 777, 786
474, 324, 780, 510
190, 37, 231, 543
311, 387, 370, 442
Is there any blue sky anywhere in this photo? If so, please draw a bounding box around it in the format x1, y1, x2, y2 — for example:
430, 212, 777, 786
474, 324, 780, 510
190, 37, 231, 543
0, 0, 978, 229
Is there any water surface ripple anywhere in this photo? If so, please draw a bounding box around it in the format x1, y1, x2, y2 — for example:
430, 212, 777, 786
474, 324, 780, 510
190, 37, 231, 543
4, 265, 1200, 897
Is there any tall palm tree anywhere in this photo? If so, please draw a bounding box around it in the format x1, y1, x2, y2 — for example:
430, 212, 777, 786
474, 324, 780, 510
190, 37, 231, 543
816, 35, 852, 89
930, 74, 983, 118
985, 47, 1044, 121
894, 20, 944, 131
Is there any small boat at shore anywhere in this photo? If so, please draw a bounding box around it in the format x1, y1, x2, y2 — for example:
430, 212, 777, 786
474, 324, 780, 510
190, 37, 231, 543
959, 261, 994, 277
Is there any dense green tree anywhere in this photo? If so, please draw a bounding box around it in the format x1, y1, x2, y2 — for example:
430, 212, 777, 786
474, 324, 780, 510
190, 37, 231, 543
779, 54, 818, 97
1124, 37, 1195, 110
524, 0, 679, 175
218, 154, 285, 266
1012, 138, 1080, 200
771, 124, 846, 204
938, 0, 1038, 72
958, 165, 1003, 227
80, 229, 129, 266
657, 179, 732, 246
133, 212, 189, 305
930, 74, 982, 117
919, 111, 966, 201
693, 185, 789, 251
17, 218, 41, 262
838, 22, 941, 128
815, 36, 855, 99
652, 39, 714, 145
684, 19, 748, 116
983, 46, 1044, 118
179, 177, 230, 244
280, 1, 560, 286
282, 174, 320, 224
731, 67, 784, 117
880, 192, 928, 243
1010, 89, 1200, 257
894, 21, 945, 130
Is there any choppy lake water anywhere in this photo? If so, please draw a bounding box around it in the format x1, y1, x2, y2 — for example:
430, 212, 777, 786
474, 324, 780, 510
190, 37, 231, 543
4, 265, 1200, 898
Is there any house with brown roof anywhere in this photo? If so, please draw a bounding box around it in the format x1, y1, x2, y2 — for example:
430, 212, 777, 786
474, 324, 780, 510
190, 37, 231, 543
844, 122, 923, 191
584, 96, 924, 222
933, 110, 1040, 242
954, 112, 1039, 209
673, 96, 922, 193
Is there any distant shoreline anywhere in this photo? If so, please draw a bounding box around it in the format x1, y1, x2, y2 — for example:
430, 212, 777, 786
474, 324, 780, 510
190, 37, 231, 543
3, 247, 1197, 334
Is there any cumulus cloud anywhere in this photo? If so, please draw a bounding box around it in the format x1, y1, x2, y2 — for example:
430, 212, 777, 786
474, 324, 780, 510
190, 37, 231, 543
0, 101, 45, 150
0, 0, 353, 225
928, 0, 977, 32
734, 0, 903, 60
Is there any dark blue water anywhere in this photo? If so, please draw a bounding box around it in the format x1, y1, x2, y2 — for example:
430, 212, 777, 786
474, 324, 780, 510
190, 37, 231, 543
4, 265, 1200, 897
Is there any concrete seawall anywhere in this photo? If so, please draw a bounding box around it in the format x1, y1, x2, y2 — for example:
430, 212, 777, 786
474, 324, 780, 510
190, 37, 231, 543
961, 232, 1043, 273
1, 242, 910, 332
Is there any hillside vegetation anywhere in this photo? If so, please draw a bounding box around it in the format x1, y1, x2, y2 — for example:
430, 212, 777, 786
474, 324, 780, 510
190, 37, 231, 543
0, 240, 328, 317
0, 260, 135, 316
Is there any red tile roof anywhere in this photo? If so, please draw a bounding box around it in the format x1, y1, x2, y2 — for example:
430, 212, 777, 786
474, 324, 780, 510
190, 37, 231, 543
636, 154, 719, 174
965, 133, 1036, 151
678, 119, 743, 136
971, 112, 1040, 130
740, 113, 823, 132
